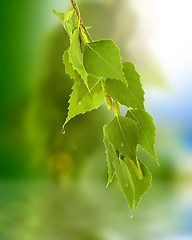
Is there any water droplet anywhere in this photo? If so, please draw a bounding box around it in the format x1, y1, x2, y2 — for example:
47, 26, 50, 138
126, 183, 128, 187
61, 126, 65, 135
121, 142, 124, 147
129, 212, 133, 219
78, 102, 81, 106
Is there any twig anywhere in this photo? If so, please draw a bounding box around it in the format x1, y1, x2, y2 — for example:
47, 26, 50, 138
71, 0, 80, 20
71, 0, 93, 42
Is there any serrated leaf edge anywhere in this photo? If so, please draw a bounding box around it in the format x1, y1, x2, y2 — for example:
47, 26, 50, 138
85, 40, 127, 86
64, 77, 104, 126
103, 134, 116, 188
68, 28, 89, 88
63, 49, 80, 81
126, 109, 159, 165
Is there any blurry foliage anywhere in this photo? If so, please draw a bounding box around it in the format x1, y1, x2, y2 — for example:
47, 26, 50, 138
27, 25, 113, 180
80, 0, 166, 86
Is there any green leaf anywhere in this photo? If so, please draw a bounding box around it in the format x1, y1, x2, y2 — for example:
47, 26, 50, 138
69, 28, 89, 87
52, 9, 79, 37
104, 116, 138, 161
105, 62, 145, 110
103, 135, 116, 187
64, 76, 104, 126
126, 109, 158, 164
86, 26, 92, 30
126, 158, 152, 209
63, 49, 80, 80
113, 159, 134, 210
83, 40, 127, 85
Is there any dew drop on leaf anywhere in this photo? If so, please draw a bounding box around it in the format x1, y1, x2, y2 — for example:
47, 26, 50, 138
78, 102, 81, 105
121, 142, 124, 147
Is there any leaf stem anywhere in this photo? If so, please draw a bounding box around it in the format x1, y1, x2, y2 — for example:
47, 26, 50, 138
71, 0, 93, 42
65, 7, 74, 16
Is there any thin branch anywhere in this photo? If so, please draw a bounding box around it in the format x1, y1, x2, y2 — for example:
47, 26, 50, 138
71, 0, 80, 20
71, 0, 93, 42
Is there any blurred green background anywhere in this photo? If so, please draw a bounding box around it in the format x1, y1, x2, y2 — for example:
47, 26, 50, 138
0, 0, 192, 239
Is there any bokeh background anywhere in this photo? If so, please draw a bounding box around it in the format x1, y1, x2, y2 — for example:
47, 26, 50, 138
1, 0, 192, 239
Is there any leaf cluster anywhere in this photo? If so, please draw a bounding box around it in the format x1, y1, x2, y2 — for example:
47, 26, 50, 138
53, 3, 158, 212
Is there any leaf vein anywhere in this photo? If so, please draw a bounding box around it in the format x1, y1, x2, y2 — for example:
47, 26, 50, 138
86, 43, 123, 79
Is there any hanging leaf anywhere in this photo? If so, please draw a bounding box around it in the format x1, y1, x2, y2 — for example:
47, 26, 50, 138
105, 62, 145, 110
113, 159, 134, 211
83, 40, 127, 85
126, 158, 152, 209
104, 116, 139, 161
64, 75, 104, 126
126, 109, 158, 164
